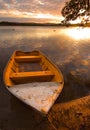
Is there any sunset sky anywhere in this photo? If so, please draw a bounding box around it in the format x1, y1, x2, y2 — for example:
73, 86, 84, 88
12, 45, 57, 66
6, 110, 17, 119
0, 0, 66, 23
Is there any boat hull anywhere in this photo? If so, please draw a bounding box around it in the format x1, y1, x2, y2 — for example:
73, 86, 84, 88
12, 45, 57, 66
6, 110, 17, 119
3, 50, 64, 114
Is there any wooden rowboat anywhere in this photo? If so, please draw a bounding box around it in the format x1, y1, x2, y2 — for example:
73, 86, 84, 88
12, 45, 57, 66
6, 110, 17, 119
3, 50, 64, 114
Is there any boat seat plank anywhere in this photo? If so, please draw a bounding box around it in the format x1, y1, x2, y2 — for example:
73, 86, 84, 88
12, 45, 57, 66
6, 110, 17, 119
10, 71, 54, 82
15, 56, 41, 62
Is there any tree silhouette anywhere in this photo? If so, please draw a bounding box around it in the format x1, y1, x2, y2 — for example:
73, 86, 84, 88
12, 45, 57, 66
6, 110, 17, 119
61, 0, 90, 24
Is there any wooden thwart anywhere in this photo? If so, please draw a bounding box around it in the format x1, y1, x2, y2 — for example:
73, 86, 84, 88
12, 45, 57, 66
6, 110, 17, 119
15, 56, 41, 62
10, 71, 54, 80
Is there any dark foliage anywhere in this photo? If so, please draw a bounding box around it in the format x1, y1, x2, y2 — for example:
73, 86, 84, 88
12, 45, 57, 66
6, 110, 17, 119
61, 0, 90, 24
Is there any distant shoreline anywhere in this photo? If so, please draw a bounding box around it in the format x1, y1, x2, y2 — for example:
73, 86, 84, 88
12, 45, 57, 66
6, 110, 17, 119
0, 21, 90, 27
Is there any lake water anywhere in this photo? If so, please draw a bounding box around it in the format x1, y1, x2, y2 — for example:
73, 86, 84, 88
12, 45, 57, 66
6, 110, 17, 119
0, 26, 90, 129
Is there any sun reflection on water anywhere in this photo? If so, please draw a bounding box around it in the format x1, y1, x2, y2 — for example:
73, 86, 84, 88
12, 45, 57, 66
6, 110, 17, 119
65, 27, 90, 40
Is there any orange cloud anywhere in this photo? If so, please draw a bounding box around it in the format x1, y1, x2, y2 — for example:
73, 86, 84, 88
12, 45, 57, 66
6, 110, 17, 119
0, 0, 66, 23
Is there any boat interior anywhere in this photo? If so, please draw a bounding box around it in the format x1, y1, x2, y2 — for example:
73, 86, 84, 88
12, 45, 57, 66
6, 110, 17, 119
9, 51, 57, 84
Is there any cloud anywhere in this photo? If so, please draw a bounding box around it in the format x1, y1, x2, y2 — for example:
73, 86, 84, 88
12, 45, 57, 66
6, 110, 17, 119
35, 0, 44, 5
0, 16, 60, 23
0, 0, 66, 22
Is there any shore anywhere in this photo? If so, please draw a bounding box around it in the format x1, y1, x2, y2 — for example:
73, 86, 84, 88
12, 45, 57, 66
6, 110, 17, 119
0, 21, 90, 27
48, 95, 90, 130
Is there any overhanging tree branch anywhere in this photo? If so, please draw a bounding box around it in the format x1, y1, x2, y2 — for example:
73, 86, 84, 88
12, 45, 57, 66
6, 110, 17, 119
61, 0, 90, 24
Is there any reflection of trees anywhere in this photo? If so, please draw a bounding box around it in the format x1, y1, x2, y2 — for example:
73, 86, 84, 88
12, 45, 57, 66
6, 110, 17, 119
61, 0, 90, 24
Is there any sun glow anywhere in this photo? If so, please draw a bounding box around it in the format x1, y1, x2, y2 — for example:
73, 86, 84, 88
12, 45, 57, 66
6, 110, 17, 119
70, 18, 81, 24
36, 13, 50, 19
36, 13, 60, 20
66, 28, 90, 40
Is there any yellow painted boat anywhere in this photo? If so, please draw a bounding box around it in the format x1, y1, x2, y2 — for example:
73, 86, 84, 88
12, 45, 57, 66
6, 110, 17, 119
3, 50, 64, 114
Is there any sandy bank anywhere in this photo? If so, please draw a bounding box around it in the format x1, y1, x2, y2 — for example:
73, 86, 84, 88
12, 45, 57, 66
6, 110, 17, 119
48, 95, 90, 130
